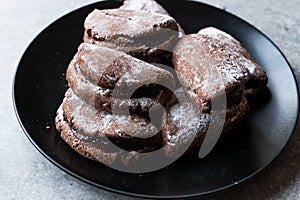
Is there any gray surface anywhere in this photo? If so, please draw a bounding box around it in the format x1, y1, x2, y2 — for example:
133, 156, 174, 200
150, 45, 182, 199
0, 0, 299, 199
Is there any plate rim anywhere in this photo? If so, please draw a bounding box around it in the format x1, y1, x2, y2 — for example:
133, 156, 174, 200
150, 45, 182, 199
12, 0, 300, 199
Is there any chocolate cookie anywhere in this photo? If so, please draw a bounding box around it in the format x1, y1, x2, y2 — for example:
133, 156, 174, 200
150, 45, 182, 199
173, 28, 252, 113
162, 88, 250, 158
55, 89, 161, 165
67, 43, 175, 114
198, 27, 268, 95
83, 9, 179, 62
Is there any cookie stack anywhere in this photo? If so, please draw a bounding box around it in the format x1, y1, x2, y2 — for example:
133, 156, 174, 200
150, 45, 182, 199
55, 0, 268, 165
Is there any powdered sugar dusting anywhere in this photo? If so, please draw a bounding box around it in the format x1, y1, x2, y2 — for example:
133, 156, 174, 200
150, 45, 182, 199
198, 27, 235, 40
76, 43, 122, 85
166, 89, 210, 146
116, 54, 174, 89
174, 27, 253, 107
121, 0, 169, 15
67, 59, 111, 107
64, 89, 158, 139
85, 9, 174, 38
199, 27, 259, 75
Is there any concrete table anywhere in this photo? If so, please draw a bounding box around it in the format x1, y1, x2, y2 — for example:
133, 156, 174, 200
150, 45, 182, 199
1, 0, 299, 199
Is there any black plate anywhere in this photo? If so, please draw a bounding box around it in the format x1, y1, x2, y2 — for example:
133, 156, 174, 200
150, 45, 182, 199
13, 0, 299, 198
